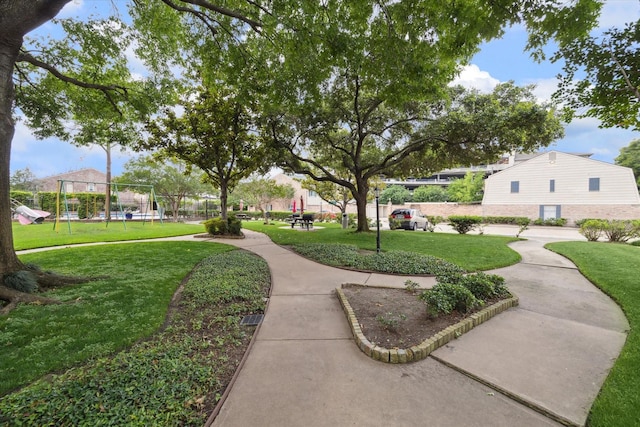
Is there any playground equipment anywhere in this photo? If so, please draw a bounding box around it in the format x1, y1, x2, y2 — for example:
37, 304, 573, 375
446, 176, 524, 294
11, 199, 50, 225
55, 180, 161, 234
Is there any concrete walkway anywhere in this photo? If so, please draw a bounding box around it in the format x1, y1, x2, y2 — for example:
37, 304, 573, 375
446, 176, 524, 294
206, 229, 628, 427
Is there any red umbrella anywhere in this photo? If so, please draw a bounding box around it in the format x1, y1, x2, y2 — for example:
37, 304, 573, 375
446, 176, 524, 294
292, 199, 296, 213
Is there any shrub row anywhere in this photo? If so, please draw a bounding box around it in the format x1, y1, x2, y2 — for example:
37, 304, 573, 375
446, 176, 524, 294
533, 217, 567, 226
419, 272, 509, 317
579, 219, 640, 242
448, 215, 559, 234
290, 243, 466, 276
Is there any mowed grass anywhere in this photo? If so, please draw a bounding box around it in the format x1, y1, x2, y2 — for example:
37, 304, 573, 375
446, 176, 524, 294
243, 221, 521, 271
12, 221, 204, 250
546, 241, 640, 427
0, 241, 230, 395
0, 249, 270, 425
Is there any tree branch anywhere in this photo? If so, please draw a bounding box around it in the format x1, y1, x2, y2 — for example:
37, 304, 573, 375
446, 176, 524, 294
159, 0, 218, 36
16, 50, 128, 114
176, 0, 262, 32
605, 40, 640, 102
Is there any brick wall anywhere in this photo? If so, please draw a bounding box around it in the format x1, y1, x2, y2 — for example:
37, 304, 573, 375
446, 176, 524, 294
386, 203, 640, 225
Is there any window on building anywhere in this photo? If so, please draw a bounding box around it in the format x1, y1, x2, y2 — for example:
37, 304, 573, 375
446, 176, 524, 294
510, 181, 519, 193
589, 177, 600, 192
308, 190, 317, 197
88, 183, 95, 192
549, 179, 555, 193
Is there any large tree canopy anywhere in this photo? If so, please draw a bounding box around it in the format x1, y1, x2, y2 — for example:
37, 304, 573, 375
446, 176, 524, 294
0, 0, 265, 308
553, 20, 640, 130
240, 1, 589, 231
265, 81, 563, 231
16, 17, 169, 220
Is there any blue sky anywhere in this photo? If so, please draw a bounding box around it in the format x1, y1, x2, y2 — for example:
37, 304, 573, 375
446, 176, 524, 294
10, 0, 640, 179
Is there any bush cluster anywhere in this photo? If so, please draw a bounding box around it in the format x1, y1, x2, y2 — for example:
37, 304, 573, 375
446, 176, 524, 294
579, 219, 640, 242
203, 216, 242, 236
419, 272, 509, 317
448, 216, 482, 234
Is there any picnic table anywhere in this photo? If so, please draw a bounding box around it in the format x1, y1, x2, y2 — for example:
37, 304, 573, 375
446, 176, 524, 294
235, 213, 250, 220
289, 213, 314, 230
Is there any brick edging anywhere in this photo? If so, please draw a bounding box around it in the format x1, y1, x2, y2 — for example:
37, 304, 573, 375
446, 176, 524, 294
336, 286, 519, 364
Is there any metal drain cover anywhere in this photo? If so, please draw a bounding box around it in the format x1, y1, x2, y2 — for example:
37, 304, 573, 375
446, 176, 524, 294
240, 314, 264, 326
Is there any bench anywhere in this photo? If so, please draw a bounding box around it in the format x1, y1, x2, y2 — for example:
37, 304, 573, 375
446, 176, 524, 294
290, 214, 314, 230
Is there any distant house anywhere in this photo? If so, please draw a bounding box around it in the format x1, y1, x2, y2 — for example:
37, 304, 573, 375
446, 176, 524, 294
38, 168, 145, 211
270, 173, 344, 214
39, 169, 108, 193
482, 151, 640, 224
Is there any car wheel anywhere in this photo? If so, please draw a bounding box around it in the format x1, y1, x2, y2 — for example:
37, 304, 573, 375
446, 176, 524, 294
423, 222, 427, 231
412, 222, 417, 231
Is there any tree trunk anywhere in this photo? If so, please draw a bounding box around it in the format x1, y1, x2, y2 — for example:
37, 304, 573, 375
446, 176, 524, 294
354, 192, 370, 232
172, 198, 180, 222
0, 0, 82, 278
105, 141, 112, 221
0, 39, 25, 276
219, 181, 228, 220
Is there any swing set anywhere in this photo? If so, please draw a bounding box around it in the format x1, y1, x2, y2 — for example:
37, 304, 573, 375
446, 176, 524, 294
54, 179, 162, 234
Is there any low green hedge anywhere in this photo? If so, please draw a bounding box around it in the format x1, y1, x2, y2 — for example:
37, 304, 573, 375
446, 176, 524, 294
578, 219, 640, 243
290, 243, 466, 276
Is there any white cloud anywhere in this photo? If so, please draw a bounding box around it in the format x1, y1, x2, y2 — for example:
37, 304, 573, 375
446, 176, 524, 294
450, 64, 500, 93
524, 77, 559, 103
598, 1, 640, 29
553, 117, 638, 162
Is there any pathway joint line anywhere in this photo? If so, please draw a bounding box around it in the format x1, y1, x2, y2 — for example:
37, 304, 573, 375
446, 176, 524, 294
430, 354, 580, 427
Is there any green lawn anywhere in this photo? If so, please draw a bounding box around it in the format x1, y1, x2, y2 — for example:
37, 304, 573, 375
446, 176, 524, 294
547, 241, 640, 427
243, 221, 521, 271
12, 221, 204, 250
0, 247, 270, 425
0, 241, 228, 395
3, 221, 637, 425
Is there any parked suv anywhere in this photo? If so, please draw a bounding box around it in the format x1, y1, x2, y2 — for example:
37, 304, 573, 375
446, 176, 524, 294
389, 209, 428, 231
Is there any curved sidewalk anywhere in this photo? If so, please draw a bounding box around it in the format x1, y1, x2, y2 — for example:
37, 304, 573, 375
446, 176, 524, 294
208, 230, 628, 427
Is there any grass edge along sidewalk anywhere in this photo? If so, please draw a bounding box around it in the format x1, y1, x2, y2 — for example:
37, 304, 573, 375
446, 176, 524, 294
12, 221, 204, 251
547, 241, 639, 427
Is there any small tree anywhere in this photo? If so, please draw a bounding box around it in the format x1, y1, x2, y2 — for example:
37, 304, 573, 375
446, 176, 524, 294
10, 168, 41, 192
447, 172, 485, 203
234, 178, 294, 223
115, 156, 207, 222
413, 186, 449, 202
142, 87, 270, 220
379, 185, 411, 205
615, 139, 640, 189
301, 172, 354, 216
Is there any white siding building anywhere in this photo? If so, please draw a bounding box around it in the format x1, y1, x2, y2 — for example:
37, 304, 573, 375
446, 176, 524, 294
482, 151, 640, 224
